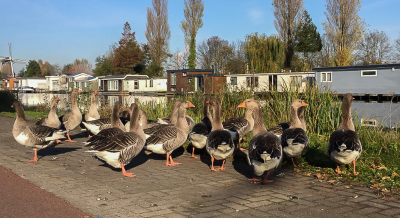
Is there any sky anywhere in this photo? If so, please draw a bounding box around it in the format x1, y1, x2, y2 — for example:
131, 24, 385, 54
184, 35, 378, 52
1, 0, 400, 74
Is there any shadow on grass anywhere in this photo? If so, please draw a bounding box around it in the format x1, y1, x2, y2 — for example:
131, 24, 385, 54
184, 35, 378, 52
303, 145, 336, 169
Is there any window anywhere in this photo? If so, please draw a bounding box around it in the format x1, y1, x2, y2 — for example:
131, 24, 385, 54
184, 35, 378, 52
108, 80, 118, 90
170, 73, 176, 85
182, 73, 186, 76
246, 77, 259, 88
145, 80, 147, 87
361, 70, 377, 77
134, 80, 139, 89
321, 72, 332, 82
149, 79, 153, 87
230, 77, 237, 85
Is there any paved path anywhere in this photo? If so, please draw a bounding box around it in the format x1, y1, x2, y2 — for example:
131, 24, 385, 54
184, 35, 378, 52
1, 115, 400, 218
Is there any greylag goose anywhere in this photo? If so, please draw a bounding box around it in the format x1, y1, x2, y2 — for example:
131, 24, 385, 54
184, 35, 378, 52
125, 109, 159, 132
145, 101, 195, 166
58, 89, 83, 142
36, 96, 62, 129
158, 100, 195, 131
80, 90, 100, 137
328, 93, 362, 175
267, 105, 306, 138
188, 96, 212, 158
12, 101, 66, 162
206, 97, 234, 171
239, 99, 282, 183
83, 100, 126, 147
82, 101, 126, 135
222, 109, 254, 150
281, 99, 309, 167
86, 103, 146, 177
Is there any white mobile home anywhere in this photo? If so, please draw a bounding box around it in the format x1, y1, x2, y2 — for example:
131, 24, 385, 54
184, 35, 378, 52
124, 78, 167, 93
18, 77, 47, 91
225, 72, 314, 92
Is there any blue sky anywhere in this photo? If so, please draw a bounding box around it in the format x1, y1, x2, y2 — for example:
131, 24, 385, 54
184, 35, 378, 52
1, 0, 399, 74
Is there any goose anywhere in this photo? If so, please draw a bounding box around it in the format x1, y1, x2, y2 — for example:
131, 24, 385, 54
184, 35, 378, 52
125, 109, 159, 132
328, 93, 362, 175
222, 109, 254, 150
239, 99, 282, 183
188, 96, 212, 158
83, 101, 126, 147
267, 105, 306, 138
158, 100, 195, 131
80, 90, 100, 137
12, 101, 66, 162
281, 99, 309, 167
206, 97, 234, 172
145, 101, 195, 166
58, 89, 83, 142
35, 96, 62, 129
85, 103, 146, 177
82, 101, 126, 135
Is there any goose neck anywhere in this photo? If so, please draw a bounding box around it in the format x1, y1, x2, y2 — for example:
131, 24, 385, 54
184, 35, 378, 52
252, 107, 267, 136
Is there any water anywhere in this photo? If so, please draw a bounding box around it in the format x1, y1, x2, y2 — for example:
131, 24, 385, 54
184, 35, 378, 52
17, 93, 400, 128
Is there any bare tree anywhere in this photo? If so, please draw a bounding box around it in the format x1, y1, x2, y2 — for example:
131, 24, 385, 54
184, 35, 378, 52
197, 36, 229, 70
272, 0, 304, 70
69, 59, 93, 75
394, 35, 400, 63
355, 30, 391, 65
166, 47, 189, 70
181, 0, 204, 69
145, 0, 171, 75
323, 0, 365, 66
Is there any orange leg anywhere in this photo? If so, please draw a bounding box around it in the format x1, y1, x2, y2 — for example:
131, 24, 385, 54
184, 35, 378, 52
27, 149, 38, 162
169, 155, 182, 166
235, 139, 246, 151
64, 132, 76, 142
353, 160, 359, 175
210, 157, 218, 172
261, 171, 273, 183
55, 140, 61, 144
248, 173, 261, 182
190, 147, 198, 159
88, 133, 92, 138
291, 157, 297, 167
335, 165, 344, 174
120, 163, 135, 177
216, 160, 226, 171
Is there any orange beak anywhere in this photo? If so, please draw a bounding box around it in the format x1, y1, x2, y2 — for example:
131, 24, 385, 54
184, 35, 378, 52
189, 102, 195, 108
302, 102, 308, 106
56, 97, 60, 101
11, 104, 13, 108
237, 101, 246, 108
78, 90, 83, 93
352, 97, 355, 100
206, 100, 210, 104
95, 90, 99, 94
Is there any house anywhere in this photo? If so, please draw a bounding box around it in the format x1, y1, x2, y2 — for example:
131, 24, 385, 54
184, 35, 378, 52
45, 75, 68, 92
1, 78, 19, 90
18, 77, 47, 91
98, 74, 149, 93
166, 69, 226, 94
75, 76, 98, 91
123, 78, 167, 94
225, 72, 314, 93
66, 73, 93, 91
313, 64, 400, 95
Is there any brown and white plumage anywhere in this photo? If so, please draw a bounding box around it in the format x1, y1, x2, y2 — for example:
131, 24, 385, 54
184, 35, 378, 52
222, 109, 254, 150
206, 97, 235, 172
239, 99, 282, 183
328, 93, 362, 175
281, 99, 309, 167
36, 97, 61, 129
58, 89, 83, 142
157, 100, 195, 132
86, 103, 146, 177
84, 90, 100, 121
267, 105, 306, 138
12, 101, 66, 162
82, 101, 125, 135
145, 101, 195, 166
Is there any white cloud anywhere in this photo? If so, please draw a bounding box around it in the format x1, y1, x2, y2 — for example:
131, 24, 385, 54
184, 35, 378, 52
248, 9, 265, 25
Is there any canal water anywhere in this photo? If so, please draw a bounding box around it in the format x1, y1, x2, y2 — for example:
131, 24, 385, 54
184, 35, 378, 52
17, 93, 400, 129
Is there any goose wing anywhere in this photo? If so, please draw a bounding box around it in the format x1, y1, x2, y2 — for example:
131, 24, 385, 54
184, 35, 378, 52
222, 117, 248, 131
145, 126, 179, 145
90, 132, 141, 152
328, 129, 362, 155
267, 122, 290, 135
85, 128, 125, 147
248, 133, 281, 164
144, 124, 173, 135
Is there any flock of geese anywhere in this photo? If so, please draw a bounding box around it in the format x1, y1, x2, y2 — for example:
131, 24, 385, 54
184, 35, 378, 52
11, 90, 362, 182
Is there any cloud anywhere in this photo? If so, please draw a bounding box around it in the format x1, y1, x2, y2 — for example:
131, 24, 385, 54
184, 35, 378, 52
248, 9, 265, 25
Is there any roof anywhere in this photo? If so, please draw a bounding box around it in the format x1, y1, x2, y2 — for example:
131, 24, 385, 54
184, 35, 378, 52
100, 74, 149, 80
225, 72, 315, 76
67, 72, 91, 77
166, 69, 214, 73
18, 77, 46, 80
312, 64, 400, 72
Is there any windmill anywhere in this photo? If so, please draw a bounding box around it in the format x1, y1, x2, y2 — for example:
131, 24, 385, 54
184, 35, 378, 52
0, 43, 26, 78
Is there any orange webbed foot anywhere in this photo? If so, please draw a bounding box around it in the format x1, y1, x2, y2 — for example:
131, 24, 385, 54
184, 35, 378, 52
261, 179, 274, 184
64, 139, 76, 143
27, 158, 38, 163
122, 172, 136, 177
248, 178, 261, 182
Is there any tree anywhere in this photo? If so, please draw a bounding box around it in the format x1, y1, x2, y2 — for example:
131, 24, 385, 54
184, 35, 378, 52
244, 33, 285, 73
145, 0, 171, 77
68, 59, 93, 75
355, 30, 391, 65
167, 47, 189, 70
395, 35, 400, 63
93, 56, 114, 76
323, 0, 365, 66
197, 36, 229, 70
272, 0, 304, 70
62, 64, 72, 75
181, 0, 204, 69
225, 40, 247, 74
113, 22, 144, 75
293, 10, 322, 70
24, 60, 41, 77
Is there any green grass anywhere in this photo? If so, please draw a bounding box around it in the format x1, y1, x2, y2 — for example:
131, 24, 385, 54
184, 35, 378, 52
1, 111, 47, 121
